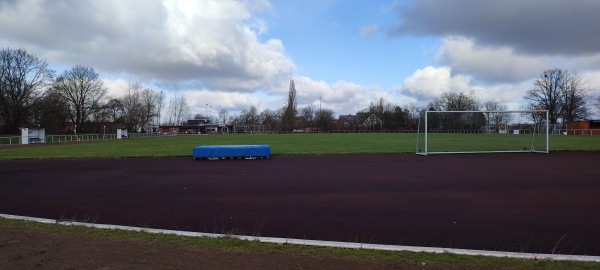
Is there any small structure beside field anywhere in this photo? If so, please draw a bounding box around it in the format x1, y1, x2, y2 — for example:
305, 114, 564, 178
159, 118, 233, 135
20, 127, 45, 144
565, 120, 600, 135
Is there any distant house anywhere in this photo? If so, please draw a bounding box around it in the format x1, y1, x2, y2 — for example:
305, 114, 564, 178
338, 114, 356, 128
362, 114, 383, 129
338, 114, 357, 129
565, 120, 600, 135
159, 118, 232, 135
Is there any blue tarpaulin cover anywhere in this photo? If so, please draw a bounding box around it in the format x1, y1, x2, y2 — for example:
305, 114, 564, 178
193, 145, 271, 159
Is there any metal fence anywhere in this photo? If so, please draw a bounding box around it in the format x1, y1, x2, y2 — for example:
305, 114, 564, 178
0, 136, 21, 145
46, 134, 100, 143
563, 129, 600, 136
0, 133, 165, 146
127, 133, 161, 139
3, 128, 599, 147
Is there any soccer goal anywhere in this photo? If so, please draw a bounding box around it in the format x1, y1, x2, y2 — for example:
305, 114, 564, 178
415, 110, 549, 155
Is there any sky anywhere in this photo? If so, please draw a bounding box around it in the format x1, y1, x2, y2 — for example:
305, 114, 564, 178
1, 0, 600, 118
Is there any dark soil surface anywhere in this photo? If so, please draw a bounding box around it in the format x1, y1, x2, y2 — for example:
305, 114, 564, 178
1, 153, 599, 265
0, 225, 397, 270
1, 224, 537, 270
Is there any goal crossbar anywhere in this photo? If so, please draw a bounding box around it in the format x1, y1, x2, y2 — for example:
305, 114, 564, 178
415, 110, 549, 156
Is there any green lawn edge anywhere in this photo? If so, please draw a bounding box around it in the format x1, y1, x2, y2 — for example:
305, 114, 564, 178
1, 218, 597, 269
1, 133, 599, 159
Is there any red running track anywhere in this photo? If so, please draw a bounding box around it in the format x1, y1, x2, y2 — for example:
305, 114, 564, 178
1, 153, 599, 255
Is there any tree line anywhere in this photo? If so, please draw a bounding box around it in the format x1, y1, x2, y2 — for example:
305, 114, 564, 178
523, 68, 593, 124
1, 47, 597, 135
0, 48, 187, 134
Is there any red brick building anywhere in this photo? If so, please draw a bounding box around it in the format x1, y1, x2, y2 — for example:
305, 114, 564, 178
565, 120, 600, 135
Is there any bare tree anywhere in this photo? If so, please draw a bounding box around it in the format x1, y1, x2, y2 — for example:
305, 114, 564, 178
429, 92, 479, 111
139, 88, 162, 132
166, 94, 190, 126
355, 98, 410, 130
562, 72, 590, 122
104, 98, 125, 122
524, 69, 563, 124
315, 108, 335, 131
218, 109, 228, 124
30, 90, 69, 134
482, 100, 506, 112
259, 109, 278, 132
156, 90, 165, 127
407, 102, 424, 129
193, 113, 205, 119
428, 92, 482, 129
0, 48, 54, 133
523, 68, 590, 124
119, 81, 163, 132
299, 105, 315, 128
481, 100, 511, 126
240, 106, 259, 132
281, 79, 297, 131
595, 96, 600, 115
52, 65, 106, 133
121, 81, 143, 131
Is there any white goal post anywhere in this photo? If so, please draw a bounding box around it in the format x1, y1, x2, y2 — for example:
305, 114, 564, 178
415, 110, 549, 156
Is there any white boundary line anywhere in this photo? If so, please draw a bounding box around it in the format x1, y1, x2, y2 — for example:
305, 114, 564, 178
2, 213, 599, 263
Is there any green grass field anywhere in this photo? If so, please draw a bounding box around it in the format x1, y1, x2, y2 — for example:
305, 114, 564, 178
417, 133, 553, 153
1, 133, 599, 159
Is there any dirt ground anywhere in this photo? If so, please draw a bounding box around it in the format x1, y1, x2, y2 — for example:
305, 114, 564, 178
0, 224, 534, 270
0, 224, 395, 270
1, 153, 599, 268
0, 224, 536, 270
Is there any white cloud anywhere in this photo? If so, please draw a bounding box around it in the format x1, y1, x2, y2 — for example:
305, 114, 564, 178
99, 77, 276, 119
430, 36, 600, 111
0, 0, 294, 93
580, 71, 600, 116
185, 90, 267, 115
288, 77, 396, 115
388, 0, 600, 115
477, 82, 533, 111
435, 36, 547, 83
563, 54, 600, 73
398, 66, 476, 99
397, 66, 529, 110
581, 71, 600, 94
101, 78, 129, 99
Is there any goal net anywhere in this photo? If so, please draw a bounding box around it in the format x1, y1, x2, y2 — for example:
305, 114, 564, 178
416, 110, 549, 155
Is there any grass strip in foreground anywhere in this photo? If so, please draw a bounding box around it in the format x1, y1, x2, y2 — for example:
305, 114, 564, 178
1, 217, 598, 270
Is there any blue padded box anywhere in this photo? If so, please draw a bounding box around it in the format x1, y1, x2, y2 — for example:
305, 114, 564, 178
193, 145, 271, 160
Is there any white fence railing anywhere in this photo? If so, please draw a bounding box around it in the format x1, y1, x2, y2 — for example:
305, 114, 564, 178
563, 129, 600, 136
127, 133, 161, 139
46, 134, 100, 143
0, 136, 21, 145
2, 128, 599, 147
547, 129, 600, 136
